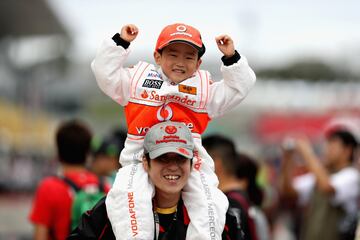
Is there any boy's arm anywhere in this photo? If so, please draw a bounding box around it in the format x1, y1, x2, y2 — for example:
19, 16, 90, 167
207, 35, 256, 118
91, 25, 139, 106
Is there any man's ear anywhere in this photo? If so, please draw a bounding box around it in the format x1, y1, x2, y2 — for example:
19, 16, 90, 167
154, 51, 161, 65
196, 58, 202, 70
142, 156, 149, 172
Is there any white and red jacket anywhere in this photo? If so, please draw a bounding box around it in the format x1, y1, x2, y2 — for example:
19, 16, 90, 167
92, 37, 256, 240
92, 38, 256, 166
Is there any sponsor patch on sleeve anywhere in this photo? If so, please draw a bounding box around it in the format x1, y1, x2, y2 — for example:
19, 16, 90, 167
178, 84, 197, 95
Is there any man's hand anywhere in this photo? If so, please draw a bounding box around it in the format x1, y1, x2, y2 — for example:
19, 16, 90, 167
295, 137, 315, 159
120, 24, 139, 42
215, 35, 235, 58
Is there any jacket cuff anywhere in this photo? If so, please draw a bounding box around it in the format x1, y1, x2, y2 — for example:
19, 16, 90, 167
112, 33, 130, 49
221, 50, 241, 66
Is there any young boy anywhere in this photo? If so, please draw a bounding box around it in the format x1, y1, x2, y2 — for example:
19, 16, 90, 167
92, 23, 256, 240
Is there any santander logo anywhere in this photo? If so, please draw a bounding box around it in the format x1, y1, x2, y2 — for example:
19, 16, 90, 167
141, 90, 148, 99
165, 125, 177, 134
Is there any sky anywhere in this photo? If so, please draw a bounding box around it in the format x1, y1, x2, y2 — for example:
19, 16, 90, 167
47, 0, 360, 68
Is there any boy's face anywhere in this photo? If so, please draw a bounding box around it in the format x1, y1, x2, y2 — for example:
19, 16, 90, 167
154, 42, 202, 84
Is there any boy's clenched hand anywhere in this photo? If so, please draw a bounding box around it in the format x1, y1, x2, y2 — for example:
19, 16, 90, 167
120, 24, 139, 42
215, 35, 235, 58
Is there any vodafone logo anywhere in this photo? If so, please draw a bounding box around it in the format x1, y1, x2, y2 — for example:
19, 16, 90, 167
157, 104, 173, 121
165, 125, 177, 134
176, 25, 187, 32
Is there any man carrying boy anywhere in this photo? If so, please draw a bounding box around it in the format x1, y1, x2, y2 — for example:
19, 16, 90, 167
92, 23, 256, 239
68, 121, 243, 240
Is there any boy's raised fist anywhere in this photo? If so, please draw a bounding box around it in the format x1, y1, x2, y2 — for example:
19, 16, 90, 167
120, 24, 139, 42
215, 35, 235, 58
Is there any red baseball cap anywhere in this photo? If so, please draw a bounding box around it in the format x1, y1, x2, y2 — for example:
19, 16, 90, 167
155, 23, 206, 57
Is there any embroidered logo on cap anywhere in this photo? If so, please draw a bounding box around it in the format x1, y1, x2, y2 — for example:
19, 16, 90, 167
176, 25, 187, 32
177, 147, 190, 156
165, 125, 177, 134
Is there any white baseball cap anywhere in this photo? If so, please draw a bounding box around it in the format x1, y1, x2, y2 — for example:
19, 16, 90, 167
324, 116, 360, 143
144, 121, 194, 159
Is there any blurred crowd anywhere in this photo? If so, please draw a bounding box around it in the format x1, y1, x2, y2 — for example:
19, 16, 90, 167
0, 116, 359, 240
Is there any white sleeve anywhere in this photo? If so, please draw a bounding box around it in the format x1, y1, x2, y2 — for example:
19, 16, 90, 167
206, 56, 256, 119
330, 167, 360, 206
293, 173, 315, 206
91, 38, 133, 106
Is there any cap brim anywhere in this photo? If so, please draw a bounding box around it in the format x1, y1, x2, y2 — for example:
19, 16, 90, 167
159, 39, 202, 51
170, 40, 201, 50
149, 146, 193, 159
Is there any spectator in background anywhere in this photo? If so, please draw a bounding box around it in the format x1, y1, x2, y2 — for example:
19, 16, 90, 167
279, 118, 360, 240
203, 135, 270, 240
91, 128, 126, 185
235, 153, 271, 240
29, 119, 108, 240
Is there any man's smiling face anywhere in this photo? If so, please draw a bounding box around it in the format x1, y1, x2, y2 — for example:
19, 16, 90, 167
143, 152, 191, 196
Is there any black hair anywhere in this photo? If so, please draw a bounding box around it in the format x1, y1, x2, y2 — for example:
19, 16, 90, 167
92, 128, 126, 158
202, 134, 237, 174
56, 119, 92, 165
327, 129, 358, 162
203, 135, 264, 206
197, 43, 206, 58
235, 153, 264, 206
144, 153, 151, 166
